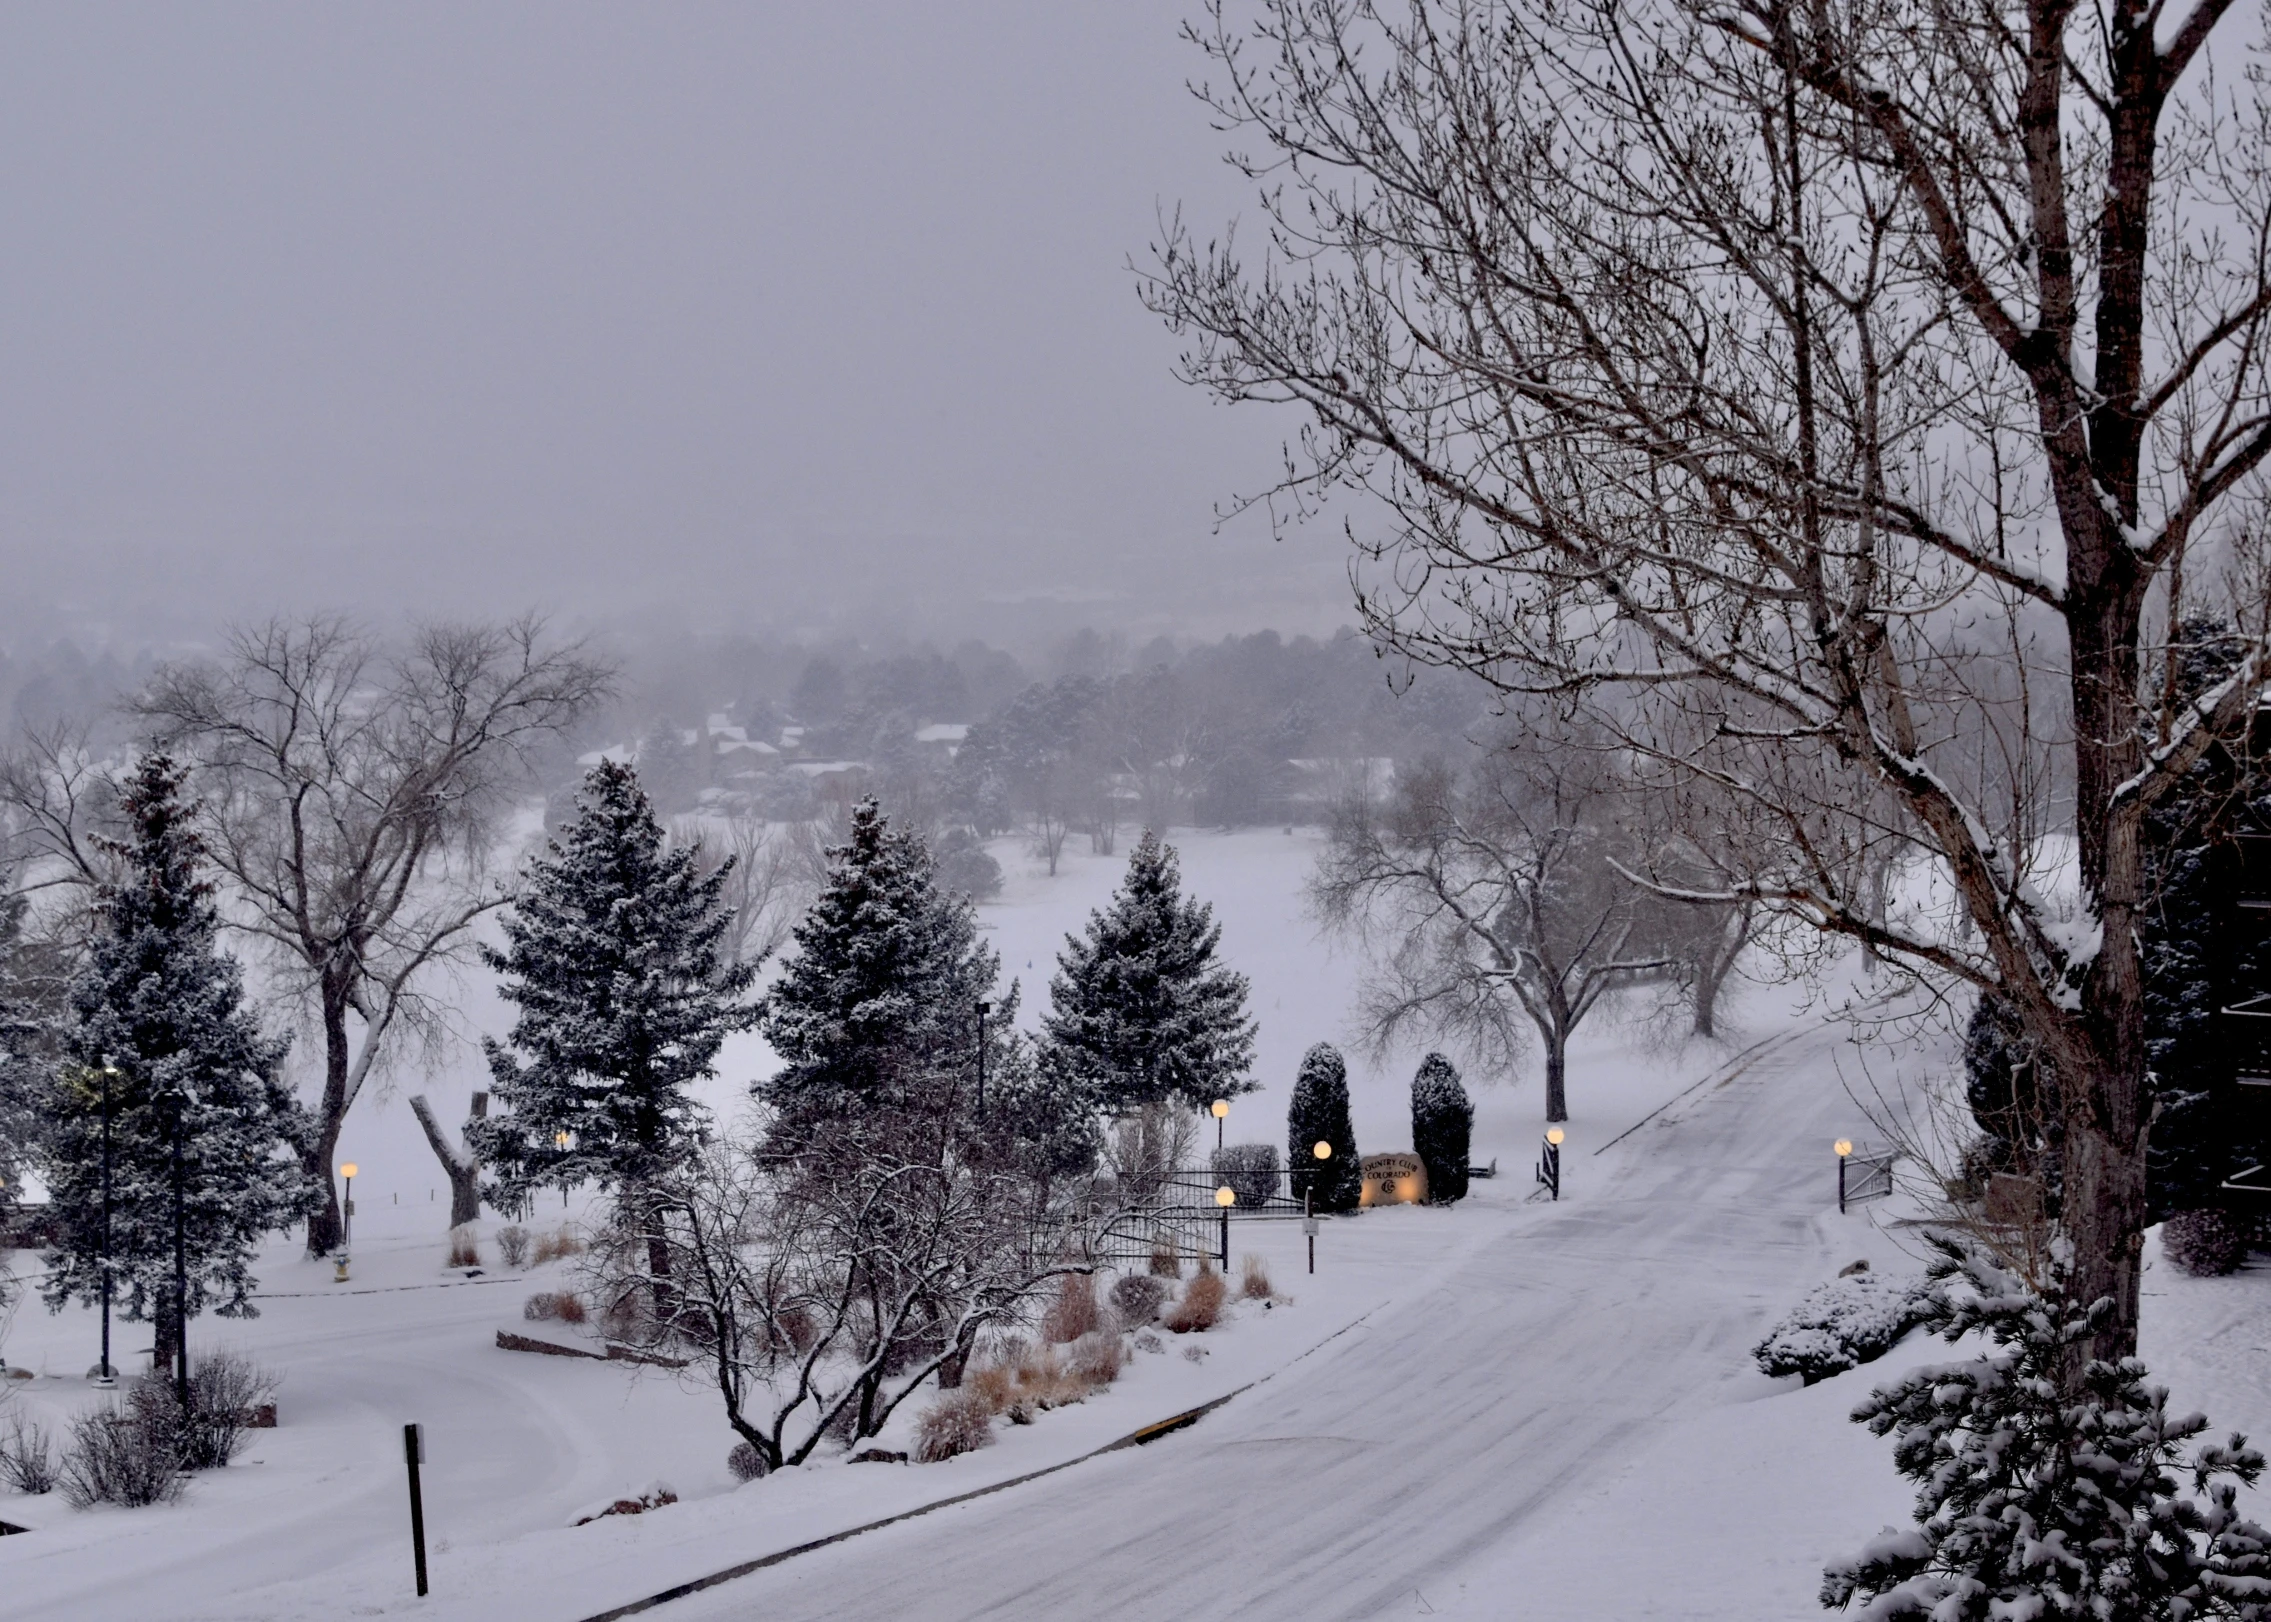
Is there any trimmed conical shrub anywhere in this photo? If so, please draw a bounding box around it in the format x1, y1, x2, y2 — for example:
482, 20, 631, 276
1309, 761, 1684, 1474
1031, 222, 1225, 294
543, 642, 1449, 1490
1411, 1053, 1473, 1204
1287, 1044, 1361, 1212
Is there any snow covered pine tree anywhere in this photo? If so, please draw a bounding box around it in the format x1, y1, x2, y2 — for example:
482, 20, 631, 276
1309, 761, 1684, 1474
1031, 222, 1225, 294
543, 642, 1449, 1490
1288, 1043, 1362, 1213
471, 761, 757, 1296
1824, 1236, 2271, 1618
1410, 1053, 1473, 1204
41, 753, 312, 1373
758, 797, 1015, 1154
1040, 829, 1257, 1115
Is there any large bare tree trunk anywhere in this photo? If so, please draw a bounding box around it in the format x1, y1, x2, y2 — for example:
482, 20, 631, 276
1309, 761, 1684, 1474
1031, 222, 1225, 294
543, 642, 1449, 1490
408, 1094, 483, 1230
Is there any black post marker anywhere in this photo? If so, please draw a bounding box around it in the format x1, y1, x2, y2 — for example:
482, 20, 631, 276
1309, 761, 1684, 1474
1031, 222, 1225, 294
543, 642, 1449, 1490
404, 1423, 429, 1597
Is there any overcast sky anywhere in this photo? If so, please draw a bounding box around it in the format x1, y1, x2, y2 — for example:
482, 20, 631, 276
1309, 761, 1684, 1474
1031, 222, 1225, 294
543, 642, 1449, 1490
0, 3, 1352, 651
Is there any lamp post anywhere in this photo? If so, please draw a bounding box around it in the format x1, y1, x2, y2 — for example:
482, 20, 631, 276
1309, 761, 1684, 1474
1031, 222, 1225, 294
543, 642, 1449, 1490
976, 1001, 992, 1122
1210, 1098, 1229, 1152
339, 1162, 358, 1250
169, 1083, 191, 1418
555, 1131, 571, 1209
1835, 1139, 1853, 1214
1214, 1184, 1234, 1268
1538, 1126, 1564, 1201
96, 1061, 118, 1386
1307, 1140, 1330, 1273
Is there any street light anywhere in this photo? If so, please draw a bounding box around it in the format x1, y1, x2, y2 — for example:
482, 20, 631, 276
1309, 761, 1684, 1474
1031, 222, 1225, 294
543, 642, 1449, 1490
1211, 1098, 1229, 1151
340, 1163, 358, 1251
1214, 1184, 1234, 1267
96, 1062, 119, 1386
555, 1131, 572, 1208
1835, 1138, 1854, 1213
1538, 1126, 1564, 1201
976, 1001, 992, 1122
1313, 1139, 1332, 1160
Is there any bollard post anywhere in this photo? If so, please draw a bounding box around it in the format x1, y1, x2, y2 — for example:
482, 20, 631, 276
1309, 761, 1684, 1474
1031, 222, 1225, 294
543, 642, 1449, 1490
404, 1422, 429, 1597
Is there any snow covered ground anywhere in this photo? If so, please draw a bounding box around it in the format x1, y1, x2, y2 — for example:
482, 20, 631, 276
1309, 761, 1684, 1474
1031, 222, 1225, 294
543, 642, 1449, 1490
3, 828, 2268, 1621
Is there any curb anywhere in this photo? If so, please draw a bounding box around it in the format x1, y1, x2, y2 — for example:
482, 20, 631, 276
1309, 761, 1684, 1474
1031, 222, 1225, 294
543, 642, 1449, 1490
569, 1387, 1249, 1622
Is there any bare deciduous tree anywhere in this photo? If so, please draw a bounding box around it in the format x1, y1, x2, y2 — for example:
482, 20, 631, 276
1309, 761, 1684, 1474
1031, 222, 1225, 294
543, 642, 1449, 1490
1314, 751, 1677, 1118
673, 812, 808, 967
135, 616, 610, 1254
607, 1133, 1089, 1474
1147, 0, 2271, 1363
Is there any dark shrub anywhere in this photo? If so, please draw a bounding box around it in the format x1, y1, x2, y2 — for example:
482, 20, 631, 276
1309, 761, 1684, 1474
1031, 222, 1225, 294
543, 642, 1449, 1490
1287, 1044, 1361, 1212
1109, 1272, 1168, 1327
1410, 1054, 1473, 1204
1212, 1142, 1278, 1209
727, 1440, 769, 1482
58, 1385, 181, 1508
2163, 1207, 2249, 1276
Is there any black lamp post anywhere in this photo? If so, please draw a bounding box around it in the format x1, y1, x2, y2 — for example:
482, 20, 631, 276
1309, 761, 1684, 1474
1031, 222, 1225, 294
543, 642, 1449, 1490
975, 1000, 992, 1121
97, 1061, 117, 1387
168, 1082, 190, 1418
1210, 1099, 1229, 1152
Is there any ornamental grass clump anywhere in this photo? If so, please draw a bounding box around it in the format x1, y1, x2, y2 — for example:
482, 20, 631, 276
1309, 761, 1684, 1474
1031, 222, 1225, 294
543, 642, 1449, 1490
1238, 1253, 1274, 1301
496, 1225, 532, 1268
1164, 1265, 1226, 1333
446, 1226, 482, 1269
1040, 1272, 1099, 1344
913, 1388, 995, 1463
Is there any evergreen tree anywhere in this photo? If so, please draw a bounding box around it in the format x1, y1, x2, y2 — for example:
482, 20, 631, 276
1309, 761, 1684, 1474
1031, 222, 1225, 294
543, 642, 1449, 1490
1040, 830, 1257, 1115
471, 761, 758, 1210
1825, 1237, 2271, 1618
1410, 1053, 1473, 1204
1287, 1043, 1361, 1212
758, 798, 1012, 1147
41, 754, 311, 1353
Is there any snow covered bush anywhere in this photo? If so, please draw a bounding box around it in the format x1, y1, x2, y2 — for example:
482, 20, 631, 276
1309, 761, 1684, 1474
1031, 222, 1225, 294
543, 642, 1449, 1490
1148, 1235, 1184, 1278
1109, 1272, 1168, 1327
1410, 1054, 1473, 1205
726, 1441, 768, 1483
58, 1385, 182, 1508
496, 1225, 531, 1268
532, 1225, 584, 1265
1164, 1265, 1226, 1333
1825, 1237, 2271, 1618
1238, 1254, 1274, 1301
523, 1290, 586, 1324
446, 1227, 482, 1270
1753, 1272, 1930, 1384
1039, 1272, 1099, 1344
1066, 1330, 1124, 1388
913, 1389, 995, 1463
1213, 1142, 1279, 1210
174, 1349, 279, 1470
2163, 1208, 2250, 1277
1288, 1045, 1362, 1212
0, 1410, 56, 1494
570, 1481, 677, 1525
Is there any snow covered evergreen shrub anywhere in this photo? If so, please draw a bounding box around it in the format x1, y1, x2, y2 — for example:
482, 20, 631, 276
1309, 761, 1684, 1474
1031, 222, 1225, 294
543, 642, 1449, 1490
1040, 1273, 1099, 1344
446, 1227, 482, 1269
1287, 1045, 1362, 1212
1753, 1272, 1931, 1384
2163, 1208, 2250, 1277
58, 1386, 182, 1508
1212, 1142, 1278, 1209
913, 1389, 995, 1463
1410, 1054, 1474, 1205
1164, 1266, 1226, 1333
726, 1440, 768, 1483
0, 1411, 56, 1494
1109, 1272, 1168, 1327
1823, 1236, 2271, 1618
496, 1225, 531, 1268
932, 827, 1002, 902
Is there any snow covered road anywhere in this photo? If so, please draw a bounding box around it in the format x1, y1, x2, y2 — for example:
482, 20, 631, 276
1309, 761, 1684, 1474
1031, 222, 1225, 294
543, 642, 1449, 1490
655, 1021, 1864, 1622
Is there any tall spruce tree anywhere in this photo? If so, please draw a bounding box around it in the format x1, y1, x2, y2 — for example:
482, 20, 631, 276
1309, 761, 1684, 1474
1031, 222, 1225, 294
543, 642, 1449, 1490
758, 797, 1013, 1149
1288, 1042, 1361, 1212
1411, 1053, 1473, 1205
1040, 830, 1257, 1116
471, 761, 758, 1212
41, 753, 311, 1361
